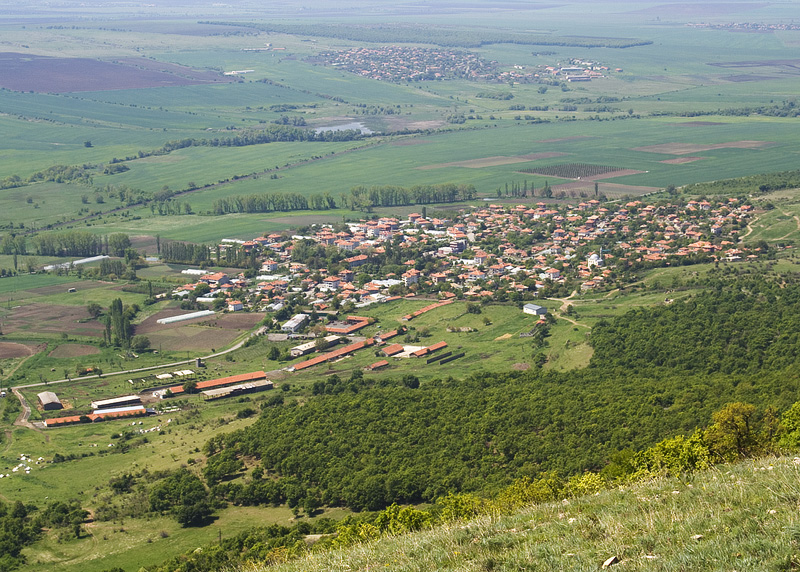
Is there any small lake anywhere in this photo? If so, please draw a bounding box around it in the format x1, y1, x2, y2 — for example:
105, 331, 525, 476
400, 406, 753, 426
315, 121, 374, 134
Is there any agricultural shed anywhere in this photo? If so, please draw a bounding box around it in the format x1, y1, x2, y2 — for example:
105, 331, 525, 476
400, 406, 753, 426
161, 371, 268, 397
37, 391, 63, 411
366, 360, 389, 371
411, 341, 448, 358
156, 310, 215, 325
291, 339, 375, 371
91, 395, 141, 410
202, 379, 273, 400
523, 304, 548, 316
382, 344, 405, 357
45, 406, 149, 427
325, 316, 372, 335
290, 335, 341, 357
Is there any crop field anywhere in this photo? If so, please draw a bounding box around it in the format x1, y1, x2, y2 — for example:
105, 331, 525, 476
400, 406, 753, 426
0, 52, 236, 93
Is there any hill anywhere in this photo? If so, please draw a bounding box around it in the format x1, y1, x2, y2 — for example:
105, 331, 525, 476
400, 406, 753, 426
260, 454, 800, 571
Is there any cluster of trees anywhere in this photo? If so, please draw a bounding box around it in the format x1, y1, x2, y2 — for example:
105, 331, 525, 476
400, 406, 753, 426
211, 192, 311, 215
135, 396, 800, 572
159, 241, 210, 265
346, 183, 476, 210
31, 230, 104, 257
0, 499, 87, 571
681, 169, 800, 197
153, 124, 362, 157
0, 164, 93, 191
590, 277, 800, 375
100, 298, 148, 350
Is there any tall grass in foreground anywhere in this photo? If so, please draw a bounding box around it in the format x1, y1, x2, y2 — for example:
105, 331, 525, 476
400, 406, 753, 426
251, 456, 800, 572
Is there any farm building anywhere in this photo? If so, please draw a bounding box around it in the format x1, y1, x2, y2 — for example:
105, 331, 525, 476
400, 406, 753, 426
38, 391, 63, 411
282, 313, 309, 333
325, 316, 372, 335
157, 310, 215, 325
382, 344, 405, 357
45, 406, 150, 427
523, 304, 548, 316
202, 379, 273, 400
366, 360, 389, 371
290, 335, 341, 357
160, 371, 268, 398
91, 395, 142, 410
411, 341, 448, 358
291, 339, 375, 371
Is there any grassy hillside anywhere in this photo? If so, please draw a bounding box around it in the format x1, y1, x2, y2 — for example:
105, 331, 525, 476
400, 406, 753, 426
262, 455, 800, 572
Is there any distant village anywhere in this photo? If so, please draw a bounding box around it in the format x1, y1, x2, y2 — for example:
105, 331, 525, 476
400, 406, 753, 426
310, 46, 615, 84
168, 196, 759, 324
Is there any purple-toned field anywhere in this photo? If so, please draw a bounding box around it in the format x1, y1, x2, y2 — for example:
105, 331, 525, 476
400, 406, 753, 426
0, 52, 235, 92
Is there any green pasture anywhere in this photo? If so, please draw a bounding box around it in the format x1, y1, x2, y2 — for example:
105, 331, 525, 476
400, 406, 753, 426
84, 209, 354, 242
0, 273, 76, 296
90, 140, 369, 198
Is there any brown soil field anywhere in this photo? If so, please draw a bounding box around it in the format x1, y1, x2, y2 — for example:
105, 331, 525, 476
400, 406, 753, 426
419, 152, 567, 170
0, 342, 35, 359
724, 74, 779, 82
135, 310, 263, 352
633, 140, 773, 155
0, 52, 235, 93
2, 304, 103, 337
145, 327, 241, 353
48, 344, 101, 358
709, 59, 800, 69
661, 157, 706, 164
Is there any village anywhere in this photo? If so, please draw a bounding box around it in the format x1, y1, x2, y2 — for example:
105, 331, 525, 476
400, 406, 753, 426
311, 45, 614, 84
168, 196, 757, 317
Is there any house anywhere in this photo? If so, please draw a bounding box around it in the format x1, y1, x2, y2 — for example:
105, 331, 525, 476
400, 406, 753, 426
523, 304, 548, 316
227, 301, 244, 312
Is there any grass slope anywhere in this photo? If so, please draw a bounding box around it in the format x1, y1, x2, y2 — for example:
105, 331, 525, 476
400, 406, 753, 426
263, 455, 800, 572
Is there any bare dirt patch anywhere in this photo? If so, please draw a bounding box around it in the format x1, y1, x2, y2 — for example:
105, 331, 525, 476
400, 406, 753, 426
661, 156, 706, 164
48, 344, 101, 358
512, 363, 530, 370
494, 333, 512, 341
419, 152, 566, 170
135, 310, 263, 352
0, 342, 35, 359
0, 52, 235, 93
634, 140, 773, 155
2, 304, 103, 337
145, 327, 240, 353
